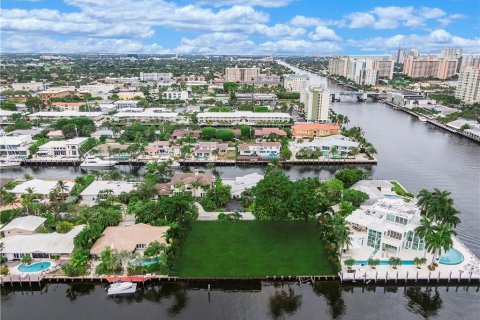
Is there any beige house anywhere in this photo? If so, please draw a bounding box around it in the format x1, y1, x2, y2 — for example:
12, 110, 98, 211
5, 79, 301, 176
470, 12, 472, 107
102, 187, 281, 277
0, 216, 46, 237
90, 223, 169, 256
156, 172, 214, 197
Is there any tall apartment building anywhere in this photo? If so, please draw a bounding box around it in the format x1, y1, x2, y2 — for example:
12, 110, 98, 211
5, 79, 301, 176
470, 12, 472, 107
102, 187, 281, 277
403, 58, 457, 80
396, 49, 419, 64
347, 58, 378, 86
373, 60, 394, 79
461, 55, 480, 68
440, 47, 463, 60
303, 87, 330, 122
455, 67, 480, 104
283, 74, 310, 92
225, 67, 260, 83
139, 72, 173, 82
328, 56, 350, 77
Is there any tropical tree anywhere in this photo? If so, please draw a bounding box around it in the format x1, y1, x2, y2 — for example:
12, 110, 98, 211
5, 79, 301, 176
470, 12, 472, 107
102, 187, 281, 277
330, 146, 338, 159
55, 180, 70, 201
144, 241, 167, 257
344, 258, 355, 270
413, 257, 427, 269
388, 257, 401, 269
368, 258, 380, 269
21, 255, 33, 264
424, 223, 456, 266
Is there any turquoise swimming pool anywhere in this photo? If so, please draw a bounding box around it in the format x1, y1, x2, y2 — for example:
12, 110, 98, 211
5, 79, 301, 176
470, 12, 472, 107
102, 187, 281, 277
384, 194, 403, 199
439, 248, 464, 265
131, 258, 160, 267
354, 260, 415, 266
18, 261, 52, 273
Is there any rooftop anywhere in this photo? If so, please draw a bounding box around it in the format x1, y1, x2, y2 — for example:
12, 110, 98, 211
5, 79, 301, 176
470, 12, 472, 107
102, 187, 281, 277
90, 223, 169, 255
1, 225, 85, 254
80, 180, 138, 196
10, 179, 75, 195
0, 216, 46, 232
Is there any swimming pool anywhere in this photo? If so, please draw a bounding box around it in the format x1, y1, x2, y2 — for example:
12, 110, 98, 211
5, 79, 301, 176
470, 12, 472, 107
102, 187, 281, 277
131, 258, 160, 267
354, 260, 415, 266
384, 194, 403, 199
439, 248, 464, 265
18, 261, 52, 273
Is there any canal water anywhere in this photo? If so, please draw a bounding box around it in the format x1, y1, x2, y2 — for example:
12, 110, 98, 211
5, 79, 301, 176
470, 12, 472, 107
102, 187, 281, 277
2, 65, 479, 319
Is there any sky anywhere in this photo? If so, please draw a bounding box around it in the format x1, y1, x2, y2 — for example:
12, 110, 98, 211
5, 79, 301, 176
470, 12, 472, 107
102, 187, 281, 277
1, 0, 479, 55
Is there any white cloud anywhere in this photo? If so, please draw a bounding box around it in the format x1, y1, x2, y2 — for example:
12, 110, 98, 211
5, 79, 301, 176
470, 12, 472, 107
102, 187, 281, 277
347, 12, 376, 29
253, 23, 306, 38
290, 15, 324, 27
199, 0, 292, 8
258, 39, 341, 54
346, 6, 464, 29
175, 33, 255, 54
308, 25, 341, 41
1, 33, 171, 53
348, 29, 480, 53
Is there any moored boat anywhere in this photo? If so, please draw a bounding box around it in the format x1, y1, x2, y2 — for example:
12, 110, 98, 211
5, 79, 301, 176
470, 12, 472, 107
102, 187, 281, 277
106, 281, 137, 295
80, 156, 117, 168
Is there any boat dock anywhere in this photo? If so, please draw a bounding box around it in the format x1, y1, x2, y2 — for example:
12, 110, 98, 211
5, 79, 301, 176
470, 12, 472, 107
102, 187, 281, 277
1, 271, 478, 286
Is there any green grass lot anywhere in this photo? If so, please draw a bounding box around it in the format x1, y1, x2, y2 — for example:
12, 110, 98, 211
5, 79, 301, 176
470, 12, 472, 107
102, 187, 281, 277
177, 220, 336, 277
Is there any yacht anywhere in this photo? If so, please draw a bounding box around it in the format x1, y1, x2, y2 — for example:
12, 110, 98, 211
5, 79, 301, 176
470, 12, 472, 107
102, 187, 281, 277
106, 281, 137, 295
0, 158, 21, 168
418, 116, 428, 122
80, 156, 117, 168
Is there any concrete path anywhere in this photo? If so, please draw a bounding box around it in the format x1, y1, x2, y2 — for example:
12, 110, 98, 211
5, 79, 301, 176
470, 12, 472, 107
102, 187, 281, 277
194, 202, 255, 221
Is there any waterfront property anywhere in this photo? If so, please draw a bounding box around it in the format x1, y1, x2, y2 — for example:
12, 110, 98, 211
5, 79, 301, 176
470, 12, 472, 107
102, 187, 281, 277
90, 223, 169, 257
222, 172, 264, 198
0, 134, 33, 159
36, 137, 88, 159
346, 198, 425, 259
1, 225, 85, 261
0, 216, 46, 237
237, 142, 281, 158
79, 180, 138, 205
156, 172, 214, 197
289, 135, 359, 159
177, 221, 335, 277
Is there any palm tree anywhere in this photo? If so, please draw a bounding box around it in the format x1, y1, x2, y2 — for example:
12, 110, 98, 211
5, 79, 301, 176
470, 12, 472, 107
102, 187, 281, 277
348, 147, 360, 159
417, 189, 460, 227
424, 223, 456, 266
55, 180, 69, 201
330, 146, 338, 159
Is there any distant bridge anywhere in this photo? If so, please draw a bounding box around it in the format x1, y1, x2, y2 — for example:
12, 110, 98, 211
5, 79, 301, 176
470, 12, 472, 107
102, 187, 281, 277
329, 91, 382, 102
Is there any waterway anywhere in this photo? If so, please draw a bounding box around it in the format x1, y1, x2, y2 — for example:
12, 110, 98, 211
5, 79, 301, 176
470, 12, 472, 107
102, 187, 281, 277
2, 64, 479, 319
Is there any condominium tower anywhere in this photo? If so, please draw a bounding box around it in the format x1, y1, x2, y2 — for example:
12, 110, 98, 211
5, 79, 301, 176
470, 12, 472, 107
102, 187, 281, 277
455, 67, 480, 104
225, 67, 260, 83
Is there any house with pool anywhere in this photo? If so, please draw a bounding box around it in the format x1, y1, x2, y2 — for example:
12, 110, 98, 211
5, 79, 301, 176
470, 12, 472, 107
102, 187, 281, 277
1, 225, 85, 261
345, 198, 426, 260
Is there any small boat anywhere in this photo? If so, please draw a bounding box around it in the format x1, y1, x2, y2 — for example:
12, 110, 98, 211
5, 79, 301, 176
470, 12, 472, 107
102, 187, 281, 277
0, 158, 21, 168
80, 156, 117, 168
170, 161, 181, 168
418, 116, 428, 122
106, 281, 137, 295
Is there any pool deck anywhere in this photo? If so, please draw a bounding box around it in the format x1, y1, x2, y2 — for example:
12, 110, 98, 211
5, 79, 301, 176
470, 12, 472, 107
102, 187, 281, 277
340, 236, 480, 283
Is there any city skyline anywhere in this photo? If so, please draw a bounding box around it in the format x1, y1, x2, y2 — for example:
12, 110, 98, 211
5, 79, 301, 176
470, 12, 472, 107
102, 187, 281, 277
1, 0, 479, 55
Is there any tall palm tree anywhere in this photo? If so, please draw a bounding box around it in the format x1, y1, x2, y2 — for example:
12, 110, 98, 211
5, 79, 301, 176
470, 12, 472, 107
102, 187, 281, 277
330, 146, 338, 159
55, 180, 69, 201
424, 224, 456, 265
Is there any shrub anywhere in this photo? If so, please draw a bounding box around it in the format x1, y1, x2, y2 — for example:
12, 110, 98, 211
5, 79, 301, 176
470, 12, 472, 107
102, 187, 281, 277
21, 255, 33, 264
344, 258, 355, 269
0, 266, 8, 275
368, 258, 380, 269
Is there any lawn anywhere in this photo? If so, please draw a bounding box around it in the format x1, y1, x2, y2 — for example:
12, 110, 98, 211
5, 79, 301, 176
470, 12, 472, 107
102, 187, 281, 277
176, 220, 336, 277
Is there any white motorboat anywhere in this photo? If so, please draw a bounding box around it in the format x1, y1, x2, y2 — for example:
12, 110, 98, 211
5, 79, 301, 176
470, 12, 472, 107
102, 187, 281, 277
80, 156, 117, 168
418, 116, 428, 122
106, 281, 137, 295
170, 161, 181, 168
0, 158, 21, 168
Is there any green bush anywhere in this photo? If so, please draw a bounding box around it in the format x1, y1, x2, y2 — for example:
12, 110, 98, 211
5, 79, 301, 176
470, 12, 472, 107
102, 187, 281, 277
0, 266, 8, 275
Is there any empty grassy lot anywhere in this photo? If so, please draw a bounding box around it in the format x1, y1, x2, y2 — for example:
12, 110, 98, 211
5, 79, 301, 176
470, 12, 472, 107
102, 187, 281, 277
177, 220, 336, 277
